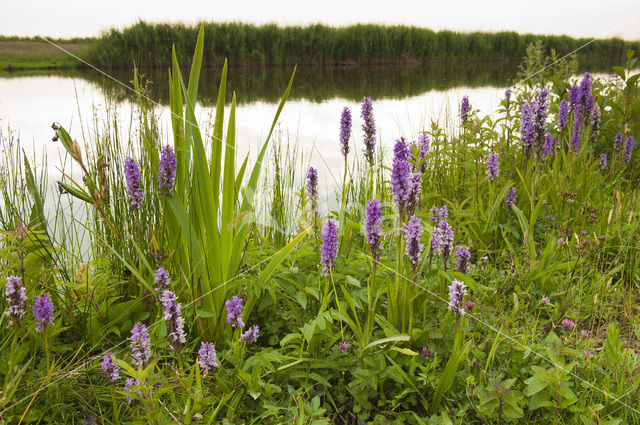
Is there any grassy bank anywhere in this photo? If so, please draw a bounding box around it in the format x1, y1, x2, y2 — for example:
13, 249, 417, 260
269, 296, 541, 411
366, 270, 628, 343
84, 21, 640, 69
0, 36, 90, 71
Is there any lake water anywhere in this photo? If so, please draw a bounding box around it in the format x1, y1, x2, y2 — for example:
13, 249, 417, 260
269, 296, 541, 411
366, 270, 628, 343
0, 60, 625, 219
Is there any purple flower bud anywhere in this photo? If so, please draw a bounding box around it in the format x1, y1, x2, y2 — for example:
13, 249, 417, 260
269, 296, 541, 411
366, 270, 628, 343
464, 300, 475, 312
241, 324, 260, 345
430, 225, 442, 257
4, 275, 27, 327
558, 100, 569, 131
421, 346, 433, 359
198, 341, 218, 375
364, 199, 382, 261
486, 152, 499, 182
158, 145, 177, 196
339, 340, 351, 352
391, 138, 410, 197
504, 88, 511, 109
460, 96, 470, 124
306, 166, 318, 216
124, 378, 141, 403
598, 153, 607, 170
154, 267, 170, 292
571, 118, 581, 152
129, 322, 151, 368
391, 139, 409, 195
124, 157, 143, 211
404, 173, 421, 215
430, 216, 454, 263
520, 90, 550, 157
402, 215, 424, 273
614, 132, 623, 151
415, 133, 430, 173
562, 318, 576, 331
430, 205, 448, 223
505, 187, 516, 209
570, 74, 595, 126
83, 417, 97, 425
225, 295, 245, 329
391, 138, 421, 216
624, 136, 635, 163
101, 352, 120, 382
448, 280, 467, 316
541, 133, 557, 159
591, 107, 600, 132
361, 97, 376, 165
540, 296, 550, 306
455, 247, 471, 273
439, 219, 455, 262
340, 107, 352, 157
160, 290, 186, 351
33, 292, 54, 333
320, 219, 339, 276
569, 84, 580, 111
520, 103, 536, 155
579, 73, 594, 117
535, 88, 549, 133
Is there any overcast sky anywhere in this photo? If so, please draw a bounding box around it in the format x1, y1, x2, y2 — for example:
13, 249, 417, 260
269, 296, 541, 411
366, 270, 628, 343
0, 0, 639, 40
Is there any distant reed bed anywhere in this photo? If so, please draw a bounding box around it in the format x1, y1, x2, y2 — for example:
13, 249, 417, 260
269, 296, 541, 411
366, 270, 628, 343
84, 21, 639, 69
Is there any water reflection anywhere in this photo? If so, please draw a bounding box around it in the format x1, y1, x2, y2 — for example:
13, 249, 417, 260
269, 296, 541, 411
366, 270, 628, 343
1, 58, 623, 106
131, 61, 519, 105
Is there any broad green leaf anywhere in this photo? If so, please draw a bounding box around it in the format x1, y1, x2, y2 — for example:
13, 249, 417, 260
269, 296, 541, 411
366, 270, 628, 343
196, 307, 216, 318
612, 66, 626, 80
391, 347, 419, 356
524, 376, 546, 396
363, 334, 410, 351
431, 330, 471, 414
57, 181, 94, 204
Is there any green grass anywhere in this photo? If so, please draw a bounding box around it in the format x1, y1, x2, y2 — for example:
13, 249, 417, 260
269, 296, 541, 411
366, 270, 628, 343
0, 39, 90, 71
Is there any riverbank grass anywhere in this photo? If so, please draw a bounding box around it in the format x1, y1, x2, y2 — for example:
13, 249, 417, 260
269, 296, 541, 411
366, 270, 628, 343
0, 39, 89, 71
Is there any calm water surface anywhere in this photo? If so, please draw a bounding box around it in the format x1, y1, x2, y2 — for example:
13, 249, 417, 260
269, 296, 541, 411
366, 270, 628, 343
0, 63, 517, 179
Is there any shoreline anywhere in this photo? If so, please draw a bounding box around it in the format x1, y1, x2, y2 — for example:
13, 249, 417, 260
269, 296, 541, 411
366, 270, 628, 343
0, 50, 631, 74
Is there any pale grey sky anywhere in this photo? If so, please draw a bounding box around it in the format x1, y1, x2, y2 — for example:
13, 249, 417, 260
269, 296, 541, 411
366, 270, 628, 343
0, 0, 639, 40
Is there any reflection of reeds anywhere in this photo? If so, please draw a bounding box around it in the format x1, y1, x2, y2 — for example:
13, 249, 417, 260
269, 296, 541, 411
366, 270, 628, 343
5, 57, 625, 108
84, 22, 638, 71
